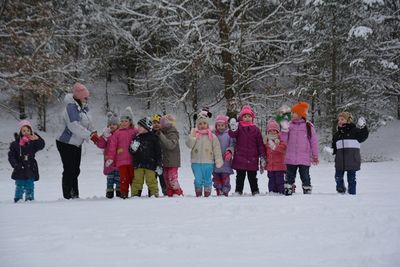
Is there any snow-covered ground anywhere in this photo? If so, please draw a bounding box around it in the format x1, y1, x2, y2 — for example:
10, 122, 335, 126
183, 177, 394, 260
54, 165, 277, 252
1, 107, 400, 266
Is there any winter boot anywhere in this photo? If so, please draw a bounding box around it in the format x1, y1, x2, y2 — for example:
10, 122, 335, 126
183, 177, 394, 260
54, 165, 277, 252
173, 188, 183, 197
120, 192, 129, 199
292, 184, 296, 193
204, 187, 212, 197
216, 189, 222, 196
284, 183, 293, 196
14, 198, 21, 203
302, 185, 312, 194
106, 189, 114, 199
115, 190, 121, 198
195, 188, 203, 197
252, 190, 260, 196
337, 186, 346, 194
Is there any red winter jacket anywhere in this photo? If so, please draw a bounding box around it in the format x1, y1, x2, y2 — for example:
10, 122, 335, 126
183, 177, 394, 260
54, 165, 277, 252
265, 136, 287, 171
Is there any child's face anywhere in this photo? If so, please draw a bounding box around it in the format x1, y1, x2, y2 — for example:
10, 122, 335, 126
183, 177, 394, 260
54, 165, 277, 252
109, 123, 119, 132
197, 121, 209, 130
20, 126, 32, 136
337, 116, 347, 127
120, 119, 131, 129
268, 129, 279, 135
137, 125, 148, 134
152, 121, 161, 131
291, 112, 300, 120
242, 114, 252, 122
216, 122, 226, 132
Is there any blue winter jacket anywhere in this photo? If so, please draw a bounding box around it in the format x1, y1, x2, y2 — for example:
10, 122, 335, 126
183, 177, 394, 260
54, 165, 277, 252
214, 129, 235, 174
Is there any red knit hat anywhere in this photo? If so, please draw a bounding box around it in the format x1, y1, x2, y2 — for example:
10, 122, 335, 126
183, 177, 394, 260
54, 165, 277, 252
239, 105, 255, 120
266, 119, 280, 133
291, 102, 309, 118
72, 82, 89, 100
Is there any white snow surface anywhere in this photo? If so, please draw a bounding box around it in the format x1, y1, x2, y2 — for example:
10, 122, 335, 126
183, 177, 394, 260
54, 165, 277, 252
1, 99, 400, 266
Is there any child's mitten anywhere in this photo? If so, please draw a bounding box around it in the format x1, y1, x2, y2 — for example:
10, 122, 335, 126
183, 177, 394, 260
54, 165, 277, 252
280, 120, 289, 132
102, 127, 112, 138
19, 136, 30, 146
105, 159, 113, 167
357, 117, 366, 128
90, 132, 100, 144
268, 139, 276, 150
311, 156, 319, 165
130, 140, 140, 152
229, 118, 238, 131
223, 150, 232, 161
156, 166, 163, 176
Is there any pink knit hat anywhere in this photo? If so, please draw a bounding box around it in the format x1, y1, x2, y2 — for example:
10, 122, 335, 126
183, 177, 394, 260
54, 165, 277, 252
215, 114, 229, 125
18, 119, 32, 131
72, 82, 90, 100
239, 105, 255, 119
267, 119, 280, 133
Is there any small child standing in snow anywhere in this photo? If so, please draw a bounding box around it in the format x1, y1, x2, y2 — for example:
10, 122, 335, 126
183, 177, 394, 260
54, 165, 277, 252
129, 118, 162, 197
186, 111, 223, 197
213, 115, 235, 196
158, 114, 184, 197
106, 107, 138, 199
8, 120, 45, 202
151, 114, 167, 196
95, 112, 121, 198
280, 102, 319, 195
332, 112, 369, 195
228, 105, 266, 196
264, 119, 287, 194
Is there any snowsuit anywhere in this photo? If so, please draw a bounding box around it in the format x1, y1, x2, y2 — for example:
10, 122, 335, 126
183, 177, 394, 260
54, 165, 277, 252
213, 129, 235, 196
8, 134, 45, 202
332, 123, 369, 194
96, 133, 120, 198
265, 136, 287, 194
158, 126, 183, 196
107, 127, 138, 196
129, 131, 162, 197
228, 123, 265, 195
186, 131, 223, 196
57, 93, 94, 199
281, 118, 318, 194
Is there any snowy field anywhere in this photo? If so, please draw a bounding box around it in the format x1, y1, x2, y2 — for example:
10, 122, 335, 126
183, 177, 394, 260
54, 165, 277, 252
1, 119, 400, 267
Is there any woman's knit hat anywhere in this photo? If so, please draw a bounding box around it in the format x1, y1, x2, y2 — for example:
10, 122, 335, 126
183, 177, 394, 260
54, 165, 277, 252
72, 82, 89, 101
107, 112, 120, 126
291, 102, 309, 118
338, 112, 353, 123
239, 105, 255, 120
160, 114, 176, 128
267, 119, 280, 133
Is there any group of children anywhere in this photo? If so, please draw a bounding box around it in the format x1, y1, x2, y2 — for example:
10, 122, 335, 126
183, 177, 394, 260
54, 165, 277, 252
8, 100, 369, 202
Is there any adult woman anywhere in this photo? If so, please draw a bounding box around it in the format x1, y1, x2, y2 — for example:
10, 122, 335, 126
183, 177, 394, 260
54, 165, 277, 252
56, 82, 98, 199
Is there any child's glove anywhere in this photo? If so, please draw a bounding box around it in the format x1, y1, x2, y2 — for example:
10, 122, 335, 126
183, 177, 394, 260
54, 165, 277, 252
19, 135, 30, 146
223, 150, 232, 161
268, 139, 276, 150
280, 120, 289, 132
260, 157, 266, 174
102, 127, 112, 138
90, 131, 100, 144
229, 118, 238, 131
311, 156, 319, 165
155, 166, 163, 176
130, 140, 140, 152
105, 159, 113, 167
215, 160, 223, 169
357, 117, 366, 129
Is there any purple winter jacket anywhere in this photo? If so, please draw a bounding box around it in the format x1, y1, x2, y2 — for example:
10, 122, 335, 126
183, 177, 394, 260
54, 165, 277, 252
228, 125, 266, 171
214, 129, 235, 174
281, 119, 319, 166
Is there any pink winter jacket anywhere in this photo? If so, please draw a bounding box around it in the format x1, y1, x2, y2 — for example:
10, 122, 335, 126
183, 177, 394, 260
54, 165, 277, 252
107, 127, 137, 167
96, 133, 118, 175
265, 137, 287, 172
281, 119, 318, 166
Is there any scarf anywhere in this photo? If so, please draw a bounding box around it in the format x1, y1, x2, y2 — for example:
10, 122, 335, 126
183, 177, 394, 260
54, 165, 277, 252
196, 129, 214, 141
266, 132, 278, 141
239, 121, 255, 127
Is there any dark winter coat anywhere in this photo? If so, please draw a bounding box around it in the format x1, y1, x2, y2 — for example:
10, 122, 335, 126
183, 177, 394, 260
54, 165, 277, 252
228, 124, 265, 171
158, 126, 181, 168
332, 123, 369, 171
129, 131, 162, 171
8, 134, 45, 181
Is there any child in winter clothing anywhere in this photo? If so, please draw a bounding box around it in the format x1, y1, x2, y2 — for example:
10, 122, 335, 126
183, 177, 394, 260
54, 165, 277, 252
158, 114, 184, 197
106, 107, 138, 199
213, 115, 235, 196
129, 117, 162, 197
332, 112, 369, 195
264, 119, 287, 194
151, 114, 167, 196
95, 112, 121, 198
8, 120, 45, 202
280, 102, 319, 195
186, 111, 223, 197
228, 105, 266, 196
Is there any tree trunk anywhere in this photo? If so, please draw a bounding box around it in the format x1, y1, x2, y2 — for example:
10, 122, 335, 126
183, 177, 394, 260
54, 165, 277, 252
18, 88, 26, 119
215, 1, 237, 118
329, 8, 338, 134
127, 65, 135, 95
397, 95, 400, 120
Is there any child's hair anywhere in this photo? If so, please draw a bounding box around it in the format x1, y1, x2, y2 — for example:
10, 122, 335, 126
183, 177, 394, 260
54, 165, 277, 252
338, 112, 353, 123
